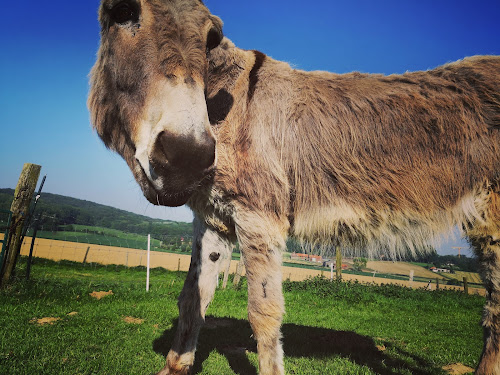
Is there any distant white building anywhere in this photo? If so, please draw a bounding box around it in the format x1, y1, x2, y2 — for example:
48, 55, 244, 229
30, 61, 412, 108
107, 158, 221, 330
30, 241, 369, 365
430, 267, 451, 273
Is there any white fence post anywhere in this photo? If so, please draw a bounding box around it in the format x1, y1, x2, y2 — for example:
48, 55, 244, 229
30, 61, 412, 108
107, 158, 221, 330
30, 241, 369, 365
146, 234, 151, 292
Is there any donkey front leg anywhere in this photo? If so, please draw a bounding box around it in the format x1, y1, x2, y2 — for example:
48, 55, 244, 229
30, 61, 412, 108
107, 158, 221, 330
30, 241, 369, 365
467, 189, 500, 375
157, 217, 232, 375
236, 212, 288, 375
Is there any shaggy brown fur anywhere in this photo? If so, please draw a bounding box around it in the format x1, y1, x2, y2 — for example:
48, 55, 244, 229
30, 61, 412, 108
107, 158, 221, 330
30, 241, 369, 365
89, 1, 500, 374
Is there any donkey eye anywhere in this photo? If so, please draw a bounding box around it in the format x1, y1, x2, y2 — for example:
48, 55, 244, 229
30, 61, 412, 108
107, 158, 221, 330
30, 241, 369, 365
110, 2, 138, 24
206, 28, 222, 52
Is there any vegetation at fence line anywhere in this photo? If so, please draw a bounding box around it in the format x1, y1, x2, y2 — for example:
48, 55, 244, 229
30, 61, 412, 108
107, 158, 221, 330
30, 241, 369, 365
0, 259, 483, 375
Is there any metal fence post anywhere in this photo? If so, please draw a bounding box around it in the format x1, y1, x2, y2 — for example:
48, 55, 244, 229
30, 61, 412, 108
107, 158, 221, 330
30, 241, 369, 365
26, 220, 40, 280
0, 210, 13, 276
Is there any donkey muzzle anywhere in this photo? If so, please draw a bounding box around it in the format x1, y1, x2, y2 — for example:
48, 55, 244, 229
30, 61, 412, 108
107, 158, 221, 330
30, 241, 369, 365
151, 130, 215, 173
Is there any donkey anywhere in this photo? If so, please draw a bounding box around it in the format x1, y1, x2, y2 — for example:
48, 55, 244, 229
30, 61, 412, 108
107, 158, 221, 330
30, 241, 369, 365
88, 1, 500, 374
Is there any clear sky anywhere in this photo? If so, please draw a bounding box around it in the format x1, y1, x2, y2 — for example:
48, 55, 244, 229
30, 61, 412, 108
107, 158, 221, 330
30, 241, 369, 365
1, 0, 499, 256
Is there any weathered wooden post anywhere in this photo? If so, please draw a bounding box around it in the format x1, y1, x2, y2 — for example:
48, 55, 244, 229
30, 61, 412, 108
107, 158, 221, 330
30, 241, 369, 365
83, 246, 91, 264
463, 277, 469, 295
233, 256, 245, 289
0, 163, 41, 287
221, 250, 232, 289
436, 278, 440, 290
335, 246, 342, 281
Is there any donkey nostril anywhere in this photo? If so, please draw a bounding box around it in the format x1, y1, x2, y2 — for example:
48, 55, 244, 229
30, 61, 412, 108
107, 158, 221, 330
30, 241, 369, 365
154, 131, 216, 171
157, 132, 177, 164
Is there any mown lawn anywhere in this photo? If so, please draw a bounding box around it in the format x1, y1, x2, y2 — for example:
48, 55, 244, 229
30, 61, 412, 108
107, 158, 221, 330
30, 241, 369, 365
0, 259, 484, 374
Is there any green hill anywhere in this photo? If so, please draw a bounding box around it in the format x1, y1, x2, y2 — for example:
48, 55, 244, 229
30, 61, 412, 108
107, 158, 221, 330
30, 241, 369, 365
0, 188, 193, 241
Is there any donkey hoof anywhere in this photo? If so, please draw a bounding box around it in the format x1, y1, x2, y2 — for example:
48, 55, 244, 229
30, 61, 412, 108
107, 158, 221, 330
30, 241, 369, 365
155, 366, 191, 375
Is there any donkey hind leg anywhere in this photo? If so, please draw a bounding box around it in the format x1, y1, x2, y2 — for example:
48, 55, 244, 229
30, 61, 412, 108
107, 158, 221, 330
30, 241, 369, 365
157, 218, 232, 375
236, 212, 288, 375
467, 187, 500, 375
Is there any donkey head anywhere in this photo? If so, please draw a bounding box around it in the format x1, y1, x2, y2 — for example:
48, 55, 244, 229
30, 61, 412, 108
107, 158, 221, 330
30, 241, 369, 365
88, 0, 223, 206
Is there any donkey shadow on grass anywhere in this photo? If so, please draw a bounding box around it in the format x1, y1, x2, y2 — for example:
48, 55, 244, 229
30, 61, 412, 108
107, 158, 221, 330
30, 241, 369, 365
153, 316, 442, 375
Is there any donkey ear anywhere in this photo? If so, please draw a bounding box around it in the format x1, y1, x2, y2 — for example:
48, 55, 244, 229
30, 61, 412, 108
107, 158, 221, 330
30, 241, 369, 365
206, 15, 224, 51
210, 15, 223, 36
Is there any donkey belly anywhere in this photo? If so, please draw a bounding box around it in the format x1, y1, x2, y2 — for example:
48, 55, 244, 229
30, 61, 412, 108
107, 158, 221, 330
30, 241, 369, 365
291, 188, 488, 259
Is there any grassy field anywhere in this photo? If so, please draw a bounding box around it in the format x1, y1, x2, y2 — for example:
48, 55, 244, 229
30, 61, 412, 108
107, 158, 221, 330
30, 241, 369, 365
26, 225, 192, 253
446, 271, 482, 284
366, 261, 445, 280
0, 258, 484, 375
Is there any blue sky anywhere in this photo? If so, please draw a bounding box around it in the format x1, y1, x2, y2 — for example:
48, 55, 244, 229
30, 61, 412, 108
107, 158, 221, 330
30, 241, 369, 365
1, 0, 499, 255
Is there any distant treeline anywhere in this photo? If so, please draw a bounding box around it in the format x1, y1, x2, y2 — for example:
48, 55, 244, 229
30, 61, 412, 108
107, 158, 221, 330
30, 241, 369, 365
412, 251, 479, 273
0, 188, 193, 238
285, 239, 478, 272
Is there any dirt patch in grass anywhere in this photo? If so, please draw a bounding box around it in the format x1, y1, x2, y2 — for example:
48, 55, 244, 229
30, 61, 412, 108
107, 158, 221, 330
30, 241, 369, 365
89, 290, 113, 300
123, 316, 144, 324
442, 363, 475, 374
30, 317, 61, 326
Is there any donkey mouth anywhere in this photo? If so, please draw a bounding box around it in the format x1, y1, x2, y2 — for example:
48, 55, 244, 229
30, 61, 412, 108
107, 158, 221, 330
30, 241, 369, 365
137, 162, 214, 207
142, 178, 196, 207
150, 188, 194, 207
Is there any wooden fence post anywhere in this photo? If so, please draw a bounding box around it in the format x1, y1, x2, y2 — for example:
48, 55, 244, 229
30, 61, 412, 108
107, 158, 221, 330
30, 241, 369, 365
233, 257, 245, 289
436, 278, 440, 290
1, 163, 41, 287
222, 251, 232, 289
335, 246, 342, 281
463, 277, 469, 295
83, 247, 91, 264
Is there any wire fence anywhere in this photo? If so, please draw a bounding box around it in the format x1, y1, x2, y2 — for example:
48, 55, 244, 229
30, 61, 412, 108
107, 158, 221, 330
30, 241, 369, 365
0, 225, 486, 296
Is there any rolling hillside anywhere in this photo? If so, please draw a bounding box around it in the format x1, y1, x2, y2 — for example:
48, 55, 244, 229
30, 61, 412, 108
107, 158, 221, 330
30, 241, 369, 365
0, 188, 193, 238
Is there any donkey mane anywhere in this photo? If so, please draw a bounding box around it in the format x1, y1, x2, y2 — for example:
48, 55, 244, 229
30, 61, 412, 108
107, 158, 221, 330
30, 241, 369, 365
203, 40, 500, 259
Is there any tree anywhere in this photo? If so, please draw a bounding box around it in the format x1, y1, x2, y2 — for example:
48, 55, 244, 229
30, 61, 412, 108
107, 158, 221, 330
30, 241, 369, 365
353, 257, 368, 271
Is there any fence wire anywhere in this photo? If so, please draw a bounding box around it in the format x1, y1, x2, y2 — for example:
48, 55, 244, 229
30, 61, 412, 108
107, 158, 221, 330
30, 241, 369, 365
0, 223, 485, 295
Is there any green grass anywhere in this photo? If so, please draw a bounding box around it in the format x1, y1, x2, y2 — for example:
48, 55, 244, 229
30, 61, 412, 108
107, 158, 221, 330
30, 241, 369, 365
0, 259, 484, 375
